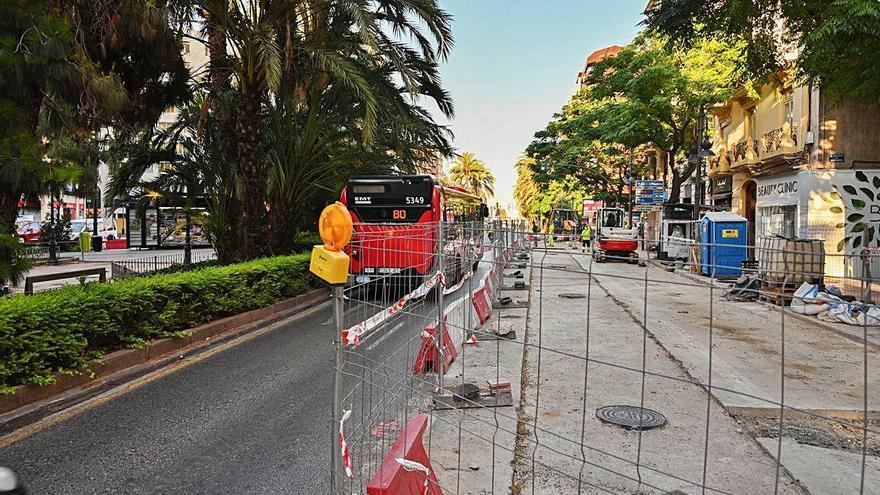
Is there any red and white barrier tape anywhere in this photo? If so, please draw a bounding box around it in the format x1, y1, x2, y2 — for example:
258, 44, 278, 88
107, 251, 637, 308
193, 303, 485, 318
442, 269, 473, 295
339, 409, 353, 478
395, 457, 432, 494
342, 272, 443, 346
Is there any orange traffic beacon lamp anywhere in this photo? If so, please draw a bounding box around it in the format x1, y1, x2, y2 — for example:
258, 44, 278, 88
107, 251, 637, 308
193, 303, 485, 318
310, 202, 353, 285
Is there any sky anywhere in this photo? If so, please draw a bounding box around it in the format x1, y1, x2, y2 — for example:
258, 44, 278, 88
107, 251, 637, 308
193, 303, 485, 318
432, 0, 648, 213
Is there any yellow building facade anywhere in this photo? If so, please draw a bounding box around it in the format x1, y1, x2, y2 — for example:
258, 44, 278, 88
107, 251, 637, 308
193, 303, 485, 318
708, 74, 880, 285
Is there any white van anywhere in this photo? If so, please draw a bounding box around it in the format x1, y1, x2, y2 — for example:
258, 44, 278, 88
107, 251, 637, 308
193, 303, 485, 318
70, 218, 118, 241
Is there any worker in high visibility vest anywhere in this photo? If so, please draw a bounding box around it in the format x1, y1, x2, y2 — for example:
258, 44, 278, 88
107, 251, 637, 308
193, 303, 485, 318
547, 222, 555, 247
581, 223, 592, 252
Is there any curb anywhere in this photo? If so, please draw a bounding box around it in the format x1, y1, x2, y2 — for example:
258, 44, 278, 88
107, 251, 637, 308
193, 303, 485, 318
665, 265, 880, 351
0, 288, 329, 435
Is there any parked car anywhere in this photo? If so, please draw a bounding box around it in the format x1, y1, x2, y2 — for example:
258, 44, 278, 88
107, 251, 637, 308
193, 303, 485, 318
16, 221, 42, 244
70, 219, 118, 241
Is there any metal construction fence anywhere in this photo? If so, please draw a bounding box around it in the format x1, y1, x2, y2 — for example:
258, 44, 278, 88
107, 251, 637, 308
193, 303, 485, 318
110, 249, 217, 279
328, 220, 877, 494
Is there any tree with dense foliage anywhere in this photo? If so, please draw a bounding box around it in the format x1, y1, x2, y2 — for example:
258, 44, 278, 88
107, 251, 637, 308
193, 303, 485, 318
448, 152, 495, 200
513, 157, 540, 220
0, 0, 189, 282
526, 36, 744, 204
108, 0, 454, 261
107, 0, 455, 261
645, 0, 880, 104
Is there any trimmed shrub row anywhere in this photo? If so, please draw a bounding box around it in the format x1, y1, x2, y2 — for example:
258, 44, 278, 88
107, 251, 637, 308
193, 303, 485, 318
0, 254, 314, 392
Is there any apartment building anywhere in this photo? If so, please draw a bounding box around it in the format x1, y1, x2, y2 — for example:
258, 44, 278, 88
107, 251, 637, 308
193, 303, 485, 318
576, 45, 622, 89
708, 73, 880, 281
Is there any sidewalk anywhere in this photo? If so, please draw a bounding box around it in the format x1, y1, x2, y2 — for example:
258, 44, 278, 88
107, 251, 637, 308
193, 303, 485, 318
670, 265, 880, 350
430, 252, 531, 493
571, 250, 878, 494
10, 248, 216, 294
577, 255, 879, 417
514, 249, 802, 494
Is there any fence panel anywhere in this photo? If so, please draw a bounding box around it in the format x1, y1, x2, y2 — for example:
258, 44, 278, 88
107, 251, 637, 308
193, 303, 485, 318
329, 221, 877, 494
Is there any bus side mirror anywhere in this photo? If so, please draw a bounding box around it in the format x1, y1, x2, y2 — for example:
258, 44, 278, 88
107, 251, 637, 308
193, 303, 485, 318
480, 204, 489, 218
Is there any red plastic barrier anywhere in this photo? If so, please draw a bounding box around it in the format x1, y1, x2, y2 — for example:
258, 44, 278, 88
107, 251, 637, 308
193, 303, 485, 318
367, 413, 442, 495
412, 317, 457, 374
484, 274, 495, 301
472, 286, 491, 325
104, 239, 127, 249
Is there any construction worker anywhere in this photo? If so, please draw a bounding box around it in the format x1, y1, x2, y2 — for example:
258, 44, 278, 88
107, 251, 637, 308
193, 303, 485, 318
548, 222, 555, 247
581, 222, 592, 252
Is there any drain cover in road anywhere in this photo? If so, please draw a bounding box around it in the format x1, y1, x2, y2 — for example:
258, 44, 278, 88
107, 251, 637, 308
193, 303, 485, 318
596, 405, 667, 430
558, 293, 585, 299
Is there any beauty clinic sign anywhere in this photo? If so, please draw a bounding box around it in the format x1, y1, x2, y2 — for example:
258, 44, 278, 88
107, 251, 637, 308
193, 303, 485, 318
756, 175, 801, 206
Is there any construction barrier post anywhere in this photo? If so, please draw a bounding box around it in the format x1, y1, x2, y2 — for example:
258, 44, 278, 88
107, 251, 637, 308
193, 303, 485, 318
435, 220, 445, 392
331, 284, 345, 493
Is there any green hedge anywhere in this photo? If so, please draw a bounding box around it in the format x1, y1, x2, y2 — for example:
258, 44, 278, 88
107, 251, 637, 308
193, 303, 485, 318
0, 254, 314, 392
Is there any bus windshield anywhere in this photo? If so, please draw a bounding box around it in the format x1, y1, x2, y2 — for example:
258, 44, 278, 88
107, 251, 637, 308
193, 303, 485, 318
346, 175, 433, 223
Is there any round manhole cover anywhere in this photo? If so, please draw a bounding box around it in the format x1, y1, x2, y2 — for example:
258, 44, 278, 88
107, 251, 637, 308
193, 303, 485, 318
596, 405, 667, 430
558, 293, 585, 299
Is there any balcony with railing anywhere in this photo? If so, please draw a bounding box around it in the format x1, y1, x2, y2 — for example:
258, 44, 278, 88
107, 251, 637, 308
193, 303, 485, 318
761, 123, 798, 155
731, 139, 759, 166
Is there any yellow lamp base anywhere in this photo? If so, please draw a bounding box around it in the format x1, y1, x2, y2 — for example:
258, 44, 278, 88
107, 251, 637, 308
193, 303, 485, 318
310, 245, 350, 285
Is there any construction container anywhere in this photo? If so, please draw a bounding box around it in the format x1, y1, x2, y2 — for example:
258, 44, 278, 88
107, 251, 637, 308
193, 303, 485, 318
758, 236, 825, 286
700, 212, 748, 277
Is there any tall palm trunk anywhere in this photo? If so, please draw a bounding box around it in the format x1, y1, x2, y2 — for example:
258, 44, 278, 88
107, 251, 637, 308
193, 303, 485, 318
237, 83, 266, 258
0, 192, 19, 235
204, 1, 243, 262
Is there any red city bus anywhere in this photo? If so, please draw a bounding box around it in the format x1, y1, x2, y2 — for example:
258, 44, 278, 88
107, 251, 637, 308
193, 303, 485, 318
341, 175, 487, 290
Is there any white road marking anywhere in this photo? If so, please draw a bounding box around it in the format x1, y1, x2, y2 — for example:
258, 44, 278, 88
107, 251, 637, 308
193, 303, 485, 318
365, 320, 407, 351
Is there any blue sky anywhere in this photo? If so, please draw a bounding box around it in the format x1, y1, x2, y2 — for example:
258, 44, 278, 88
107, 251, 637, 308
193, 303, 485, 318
433, 0, 648, 212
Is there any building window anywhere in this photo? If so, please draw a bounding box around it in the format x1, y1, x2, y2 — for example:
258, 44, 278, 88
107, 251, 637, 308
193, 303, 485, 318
758, 205, 797, 239
783, 98, 794, 127
182, 42, 190, 54
747, 108, 757, 140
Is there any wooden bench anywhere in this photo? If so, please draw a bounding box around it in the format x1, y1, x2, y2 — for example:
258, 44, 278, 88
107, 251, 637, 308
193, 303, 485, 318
24, 267, 107, 295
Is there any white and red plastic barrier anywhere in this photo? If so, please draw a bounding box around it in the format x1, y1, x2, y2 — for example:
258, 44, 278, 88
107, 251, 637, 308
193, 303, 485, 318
366, 413, 442, 495
412, 316, 458, 374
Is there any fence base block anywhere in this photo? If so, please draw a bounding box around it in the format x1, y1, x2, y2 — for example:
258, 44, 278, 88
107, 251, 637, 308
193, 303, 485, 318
366, 413, 442, 495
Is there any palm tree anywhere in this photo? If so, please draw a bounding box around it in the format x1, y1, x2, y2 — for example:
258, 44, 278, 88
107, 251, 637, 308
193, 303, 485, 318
107, 35, 456, 260
513, 156, 539, 219
185, 0, 455, 259
448, 152, 495, 200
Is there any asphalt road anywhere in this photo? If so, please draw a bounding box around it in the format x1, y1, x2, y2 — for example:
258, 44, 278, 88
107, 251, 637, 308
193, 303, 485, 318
0, 291, 439, 494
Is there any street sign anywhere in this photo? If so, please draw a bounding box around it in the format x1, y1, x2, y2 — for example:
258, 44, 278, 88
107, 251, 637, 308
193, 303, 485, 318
636, 180, 664, 188
634, 204, 662, 212
635, 179, 667, 209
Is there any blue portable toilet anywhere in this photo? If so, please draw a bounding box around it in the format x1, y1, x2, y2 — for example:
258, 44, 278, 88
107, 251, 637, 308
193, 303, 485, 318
701, 212, 748, 277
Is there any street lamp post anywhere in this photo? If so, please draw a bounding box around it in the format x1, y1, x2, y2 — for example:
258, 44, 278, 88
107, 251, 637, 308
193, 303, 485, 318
691, 106, 715, 221
627, 148, 635, 226
184, 207, 192, 265
48, 193, 58, 264
92, 185, 99, 237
